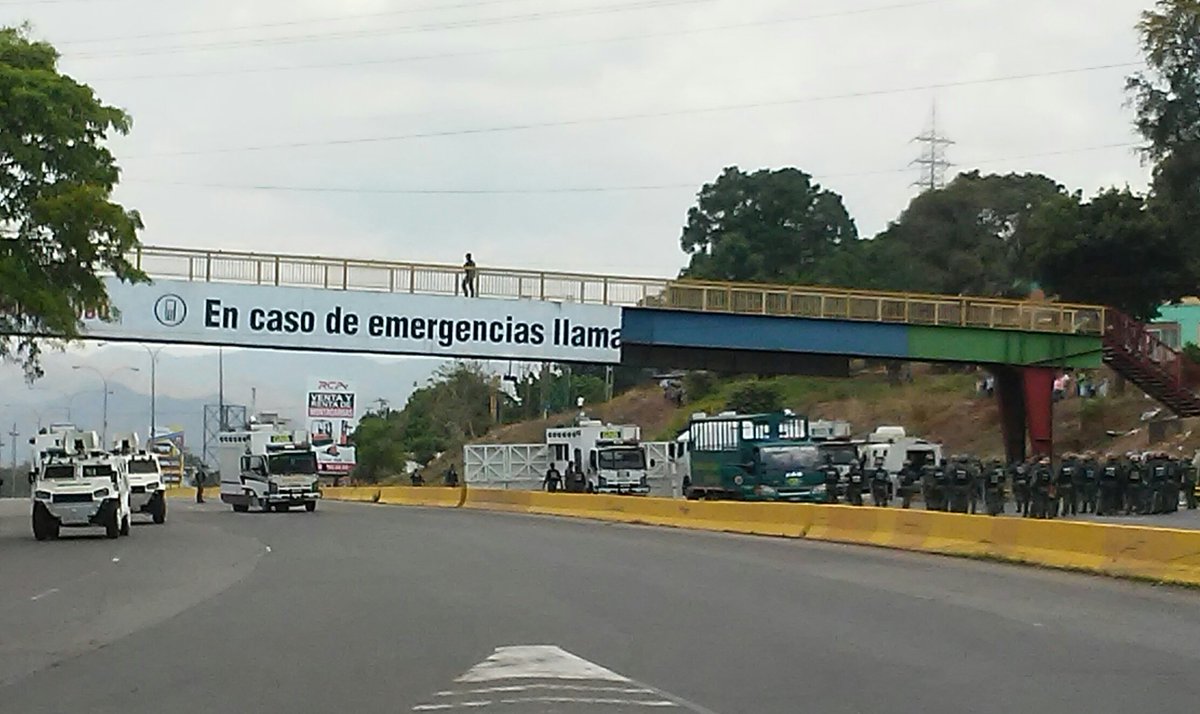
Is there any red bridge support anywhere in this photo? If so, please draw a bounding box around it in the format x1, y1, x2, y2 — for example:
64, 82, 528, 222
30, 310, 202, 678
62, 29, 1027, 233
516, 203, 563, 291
993, 365, 1055, 462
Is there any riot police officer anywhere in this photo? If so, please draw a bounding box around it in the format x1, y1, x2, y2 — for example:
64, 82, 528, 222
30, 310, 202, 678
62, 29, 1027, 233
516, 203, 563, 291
1126, 454, 1145, 514
1185, 455, 1198, 511
1098, 455, 1121, 516
1166, 457, 1182, 513
1031, 457, 1054, 519
1056, 454, 1078, 517
898, 459, 919, 509
1148, 454, 1169, 514
1079, 453, 1099, 514
821, 455, 840, 505
1011, 460, 1032, 517
846, 460, 865, 506
984, 459, 1006, 516
870, 458, 891, 507
948, 457, 972, 514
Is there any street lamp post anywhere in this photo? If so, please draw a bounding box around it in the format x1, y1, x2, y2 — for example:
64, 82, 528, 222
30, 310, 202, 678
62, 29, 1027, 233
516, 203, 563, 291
141, 346, 165, 442
71, 365, 139, 445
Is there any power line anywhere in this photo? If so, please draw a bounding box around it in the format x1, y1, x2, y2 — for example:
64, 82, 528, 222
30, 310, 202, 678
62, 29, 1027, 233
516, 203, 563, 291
56, 0, 540, 45
86, 0, 954, 82
121, 141, 1141, 195
121, 61, 1142, 160
68, 0, 716, 60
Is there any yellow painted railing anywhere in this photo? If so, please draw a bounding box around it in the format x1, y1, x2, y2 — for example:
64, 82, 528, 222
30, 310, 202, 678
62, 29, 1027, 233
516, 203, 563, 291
134, 245, 1105, 336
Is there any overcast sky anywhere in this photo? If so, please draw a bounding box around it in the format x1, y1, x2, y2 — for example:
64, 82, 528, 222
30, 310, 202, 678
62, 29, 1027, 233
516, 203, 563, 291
0, 0, 1156, 422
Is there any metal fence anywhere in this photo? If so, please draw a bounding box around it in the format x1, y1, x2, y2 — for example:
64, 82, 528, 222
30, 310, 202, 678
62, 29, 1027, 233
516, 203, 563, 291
134, 245, 1105, 335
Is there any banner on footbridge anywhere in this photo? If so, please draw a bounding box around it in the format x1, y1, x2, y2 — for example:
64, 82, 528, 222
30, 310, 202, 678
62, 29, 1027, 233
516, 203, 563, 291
82, 278, 623, 363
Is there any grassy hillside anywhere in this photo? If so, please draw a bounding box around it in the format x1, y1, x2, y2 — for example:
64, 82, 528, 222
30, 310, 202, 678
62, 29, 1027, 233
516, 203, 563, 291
408, 366, 1200, 484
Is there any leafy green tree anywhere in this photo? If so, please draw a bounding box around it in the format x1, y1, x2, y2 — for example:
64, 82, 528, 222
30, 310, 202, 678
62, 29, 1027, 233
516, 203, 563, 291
0, 26, 144, 378
1027, 189, 1188, 320
869, 172, 1065, 296
725, 381, 784, 414
352, 412, 407, 483
1127, 1, 1200, 296
680, 167, 857, 283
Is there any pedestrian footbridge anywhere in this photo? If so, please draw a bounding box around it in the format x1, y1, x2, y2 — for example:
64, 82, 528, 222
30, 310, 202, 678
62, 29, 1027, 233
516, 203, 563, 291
119, 246, 1196, 458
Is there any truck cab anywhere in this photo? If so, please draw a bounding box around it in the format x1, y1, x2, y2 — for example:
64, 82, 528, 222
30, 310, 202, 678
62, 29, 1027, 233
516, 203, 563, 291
113, 434, 167, 525
685, 412, 829, 502
547, 420, 651, 495
30, 431, 133, 540
219, 427, 321, 513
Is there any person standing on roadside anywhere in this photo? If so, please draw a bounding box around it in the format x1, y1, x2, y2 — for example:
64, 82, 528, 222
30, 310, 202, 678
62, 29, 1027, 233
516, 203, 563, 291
194, 466, 206, 504
462, 253, 478, 298
543, 464, 562, 493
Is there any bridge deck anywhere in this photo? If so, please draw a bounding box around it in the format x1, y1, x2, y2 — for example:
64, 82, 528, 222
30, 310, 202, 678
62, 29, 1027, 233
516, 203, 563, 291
135, 245, 1105, 336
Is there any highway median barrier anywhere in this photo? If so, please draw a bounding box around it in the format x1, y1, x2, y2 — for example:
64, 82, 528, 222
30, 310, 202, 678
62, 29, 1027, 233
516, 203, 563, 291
323, 486, 1200, 586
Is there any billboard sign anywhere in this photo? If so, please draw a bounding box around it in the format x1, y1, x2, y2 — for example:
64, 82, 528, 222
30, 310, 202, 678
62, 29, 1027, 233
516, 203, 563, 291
82, 278, 623, 364
152, 430, 185, 483
306, 379, 356, 474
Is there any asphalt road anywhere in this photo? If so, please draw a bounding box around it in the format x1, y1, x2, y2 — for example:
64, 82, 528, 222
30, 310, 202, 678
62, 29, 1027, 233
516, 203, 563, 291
2, 497, 1200, 714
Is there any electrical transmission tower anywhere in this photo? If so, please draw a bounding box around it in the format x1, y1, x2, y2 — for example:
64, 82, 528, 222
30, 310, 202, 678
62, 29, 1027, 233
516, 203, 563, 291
911, 104, 954, 191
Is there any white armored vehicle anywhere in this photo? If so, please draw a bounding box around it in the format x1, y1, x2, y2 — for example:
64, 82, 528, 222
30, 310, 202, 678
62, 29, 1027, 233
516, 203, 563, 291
30, 430, 133, 541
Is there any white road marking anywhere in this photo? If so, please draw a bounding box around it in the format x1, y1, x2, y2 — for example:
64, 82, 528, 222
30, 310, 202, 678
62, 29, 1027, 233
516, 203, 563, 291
111, 557, 120, 563
414, 702, 491, 711
437, 684, 656, 696
265, 546, 272, 553
29, 588, 59, 601
498, 697, 676, 707
456, 645, 629, 683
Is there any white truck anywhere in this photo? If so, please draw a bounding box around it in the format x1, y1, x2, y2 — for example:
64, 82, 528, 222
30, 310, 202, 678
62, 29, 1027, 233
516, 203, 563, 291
545, 420, 650, 495
112, 434, 167, 525
464, 418, 680, 495
29, 430, 133, 541
858, 426, 943, 476
218, 425, 321, 513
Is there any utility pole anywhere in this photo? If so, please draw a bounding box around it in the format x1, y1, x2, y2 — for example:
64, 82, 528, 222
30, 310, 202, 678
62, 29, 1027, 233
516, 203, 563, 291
911, 102, 954, 192
218, 348, 228, 430
7, 423, 16, 498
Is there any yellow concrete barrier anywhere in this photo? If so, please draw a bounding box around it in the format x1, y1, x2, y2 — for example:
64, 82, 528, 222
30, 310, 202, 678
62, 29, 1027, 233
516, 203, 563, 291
323, 486, 466, 508
326, 486, 1200, 586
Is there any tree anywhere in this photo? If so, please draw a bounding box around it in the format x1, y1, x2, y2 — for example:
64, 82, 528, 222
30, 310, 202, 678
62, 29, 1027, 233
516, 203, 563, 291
680, 167, 857, 284
869, 172, 1066, 296
725, 381, 784, 414
1027, 189, 1189, 320
1, 26, 144, 378
1127, 1, 1200, 295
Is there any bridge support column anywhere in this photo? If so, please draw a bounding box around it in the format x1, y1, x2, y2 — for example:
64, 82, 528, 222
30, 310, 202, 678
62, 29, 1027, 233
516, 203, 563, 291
993, 365, 1055, 461
1022, 367, 1055, 459
992, 366, 1027, 464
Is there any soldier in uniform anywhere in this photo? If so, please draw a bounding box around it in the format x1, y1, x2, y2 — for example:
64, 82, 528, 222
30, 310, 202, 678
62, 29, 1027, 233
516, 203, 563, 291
1098, 454, 1121, 516
1079, 453, 1099, 514
984, 459, 1006, 516
870, 458, 891, 507
846, 460, 865, 506
1185, 454, 1198, 511
1148, 454, 1169, 514
948, 457, 972, 514
1031, 457, 1054, 519
1166, 456, 1182, 513
898, 459, 919, 509
1056, 454, 1078, 518
1125, 454, 1144, 514
1011, 459, 1032, 517
822, 455, 840, 505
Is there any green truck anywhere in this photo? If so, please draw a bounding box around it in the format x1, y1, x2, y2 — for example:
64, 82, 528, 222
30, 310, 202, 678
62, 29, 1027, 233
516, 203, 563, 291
682, 412, 830, 502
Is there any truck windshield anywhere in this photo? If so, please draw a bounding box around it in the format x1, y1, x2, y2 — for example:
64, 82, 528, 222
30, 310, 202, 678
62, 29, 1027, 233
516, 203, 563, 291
81, 464, 115, 478
598, 449, 646, 470
818, 445, 858, 465
129, 460, 160, 475
42, 464, 75, 480
268, 452, 318, 475
760, 446, 821, 473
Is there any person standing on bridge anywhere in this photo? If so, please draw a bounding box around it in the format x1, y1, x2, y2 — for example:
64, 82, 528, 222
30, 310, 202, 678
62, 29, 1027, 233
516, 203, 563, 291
462, 253, 478, 298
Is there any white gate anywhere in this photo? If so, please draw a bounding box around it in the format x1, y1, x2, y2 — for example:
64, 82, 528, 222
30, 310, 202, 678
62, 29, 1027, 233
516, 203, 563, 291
463, 444, 549, 490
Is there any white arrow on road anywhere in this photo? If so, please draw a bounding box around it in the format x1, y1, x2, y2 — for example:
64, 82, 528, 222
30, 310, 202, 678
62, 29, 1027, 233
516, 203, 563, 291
413, 645, 719, 713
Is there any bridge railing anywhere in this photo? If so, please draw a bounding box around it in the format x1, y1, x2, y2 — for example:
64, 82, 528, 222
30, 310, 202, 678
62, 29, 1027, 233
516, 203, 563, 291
134, 246, 1105, 336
